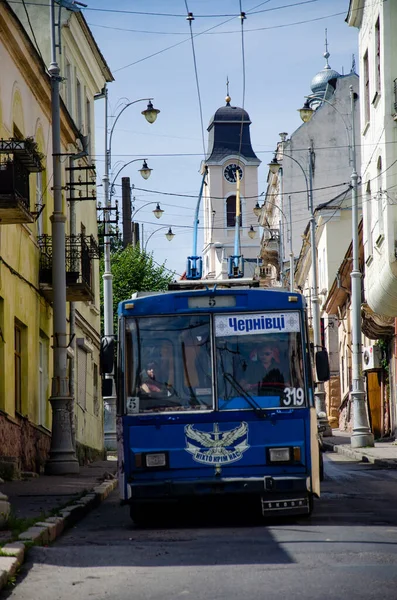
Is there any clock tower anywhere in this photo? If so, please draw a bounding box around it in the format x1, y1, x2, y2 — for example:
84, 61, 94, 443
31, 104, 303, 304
202, 96, 261, 279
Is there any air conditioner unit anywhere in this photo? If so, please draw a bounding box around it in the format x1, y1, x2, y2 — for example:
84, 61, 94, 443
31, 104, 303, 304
362, 344, 382, 370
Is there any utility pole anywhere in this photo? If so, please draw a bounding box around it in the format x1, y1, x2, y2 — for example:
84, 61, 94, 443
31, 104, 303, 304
45, 0, 79, 474
122, 177, 132, 248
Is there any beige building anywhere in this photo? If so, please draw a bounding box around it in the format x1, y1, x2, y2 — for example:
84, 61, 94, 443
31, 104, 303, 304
0, 1, 112, 475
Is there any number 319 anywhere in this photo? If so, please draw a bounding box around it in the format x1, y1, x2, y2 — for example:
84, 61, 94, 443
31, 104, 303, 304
282, 387, 304, 406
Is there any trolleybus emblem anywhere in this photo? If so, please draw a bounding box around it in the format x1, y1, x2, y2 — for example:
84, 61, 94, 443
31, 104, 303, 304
185, 422, 249, 465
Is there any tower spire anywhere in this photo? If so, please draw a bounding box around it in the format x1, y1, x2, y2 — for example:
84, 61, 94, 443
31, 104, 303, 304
324, 28, 330, 69
226, 76, 231, 105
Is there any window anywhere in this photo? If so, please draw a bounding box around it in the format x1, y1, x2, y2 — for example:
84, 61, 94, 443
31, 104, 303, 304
65, 60, 73, 110
14, 324, 22, 414
126, 315, 213, 413
376, 156, 384, 241
36, 172, 43, 236
375, 18, 381, 94
77, 346, 87, 409
226, 195, 242, 228
85, 98, 91, 156
363, 51, 370, 124
215, 312, 305, 410
76, 78, 82, 130
365, 180, 373, 259
93, 363, 99, 416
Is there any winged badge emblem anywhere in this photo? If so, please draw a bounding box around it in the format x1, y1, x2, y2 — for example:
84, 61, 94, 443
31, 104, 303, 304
185, 422, 249, 465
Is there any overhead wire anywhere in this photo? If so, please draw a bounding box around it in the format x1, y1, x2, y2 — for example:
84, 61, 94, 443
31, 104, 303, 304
87, 10, 345, 37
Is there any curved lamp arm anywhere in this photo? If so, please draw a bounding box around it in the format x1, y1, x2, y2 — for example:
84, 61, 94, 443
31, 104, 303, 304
108, 98, 153, 166
144, 225, 174, 252
268, 152, 310, 207
132, 201, 164, 220
110, 158, 149, 197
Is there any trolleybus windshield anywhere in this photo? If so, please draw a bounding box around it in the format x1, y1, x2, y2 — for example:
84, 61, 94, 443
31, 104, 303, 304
125, 315, 213, 413
215, 311, 306, 410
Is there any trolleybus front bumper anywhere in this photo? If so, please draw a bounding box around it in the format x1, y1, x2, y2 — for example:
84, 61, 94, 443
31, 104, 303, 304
127, 475, 311, 514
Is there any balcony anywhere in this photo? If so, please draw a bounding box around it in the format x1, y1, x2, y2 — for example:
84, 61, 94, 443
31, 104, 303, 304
0, 138, 43, 224
38, 234, 100, 302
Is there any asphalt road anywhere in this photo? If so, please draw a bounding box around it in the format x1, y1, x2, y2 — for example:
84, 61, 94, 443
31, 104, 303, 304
3, 452, 397, 600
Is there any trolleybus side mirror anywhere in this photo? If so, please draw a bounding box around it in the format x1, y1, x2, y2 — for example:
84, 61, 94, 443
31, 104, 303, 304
315, 349, 330, 382
100, 336, 115, 375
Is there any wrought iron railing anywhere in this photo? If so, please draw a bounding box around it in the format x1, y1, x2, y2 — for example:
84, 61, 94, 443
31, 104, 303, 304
0, 158, 30, 207
38, 234, 99, 288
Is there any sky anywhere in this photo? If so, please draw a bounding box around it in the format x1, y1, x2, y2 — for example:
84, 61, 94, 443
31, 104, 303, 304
89, 0, 358, 277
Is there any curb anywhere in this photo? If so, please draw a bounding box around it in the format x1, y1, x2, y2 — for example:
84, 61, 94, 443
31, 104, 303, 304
323, 441, 397, 469
0, 478, 117, 592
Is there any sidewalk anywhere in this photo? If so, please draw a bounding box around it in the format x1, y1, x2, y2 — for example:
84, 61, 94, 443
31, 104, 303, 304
0, 458, 118, 591
323, 429, 397, 468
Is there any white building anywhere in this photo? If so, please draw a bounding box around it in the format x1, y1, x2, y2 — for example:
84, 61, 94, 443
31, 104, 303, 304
260, 44, 360, 428
347, 0, 397, 436
347, 0, 397, 317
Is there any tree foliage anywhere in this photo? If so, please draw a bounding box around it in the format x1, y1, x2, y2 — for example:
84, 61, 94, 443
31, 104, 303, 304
99, 244, 174, 335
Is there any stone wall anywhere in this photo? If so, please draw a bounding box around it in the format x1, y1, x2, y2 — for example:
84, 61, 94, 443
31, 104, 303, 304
0, 412, 51, 478
325, 375, 341, 428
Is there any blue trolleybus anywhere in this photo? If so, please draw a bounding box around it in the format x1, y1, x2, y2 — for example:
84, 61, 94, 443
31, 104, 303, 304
101, 281, 329, 524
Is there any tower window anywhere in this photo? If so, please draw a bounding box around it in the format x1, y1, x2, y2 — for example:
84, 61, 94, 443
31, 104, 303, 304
226, 195, 242, 228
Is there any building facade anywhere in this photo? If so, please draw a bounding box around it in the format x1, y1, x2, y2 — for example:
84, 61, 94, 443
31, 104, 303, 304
0, 1, 112, 475
259, 45, 361, 429
347, 0, 397, 437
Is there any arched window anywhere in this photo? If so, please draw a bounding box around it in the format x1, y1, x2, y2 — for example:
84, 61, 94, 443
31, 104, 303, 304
226, 195, 242, 227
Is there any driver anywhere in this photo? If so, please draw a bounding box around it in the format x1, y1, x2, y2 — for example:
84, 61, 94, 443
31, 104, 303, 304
139, 362, 169, 395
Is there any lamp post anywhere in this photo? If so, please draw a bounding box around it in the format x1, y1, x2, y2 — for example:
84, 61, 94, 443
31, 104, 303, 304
298, 87, 374, 448
144, 226, 175, 252
45, 0, 80, 474
99, 88, 160, 450
268, 152, 332, 436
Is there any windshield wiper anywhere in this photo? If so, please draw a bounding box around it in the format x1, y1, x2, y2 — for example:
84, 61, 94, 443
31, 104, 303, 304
223, 372, 266, 417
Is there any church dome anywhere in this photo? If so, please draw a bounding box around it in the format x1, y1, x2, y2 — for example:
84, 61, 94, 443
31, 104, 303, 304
208, 101, 251, 127
311, 65, 340, 96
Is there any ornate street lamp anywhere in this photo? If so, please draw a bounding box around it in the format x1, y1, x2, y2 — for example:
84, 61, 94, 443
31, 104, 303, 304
248, 225, 256, 239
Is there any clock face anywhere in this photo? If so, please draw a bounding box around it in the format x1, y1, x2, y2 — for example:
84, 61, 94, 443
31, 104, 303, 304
223, 163, 243, 183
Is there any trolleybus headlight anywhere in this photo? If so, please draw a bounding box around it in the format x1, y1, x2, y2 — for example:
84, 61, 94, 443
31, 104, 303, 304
144, 452, 168, 468
267, 447, 301, 463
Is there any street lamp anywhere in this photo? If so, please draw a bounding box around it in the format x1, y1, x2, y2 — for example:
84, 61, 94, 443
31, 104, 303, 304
144, 225, 175, 252
267, 150, 332, 436
131, 201, 164, 220
253, 201, 262, 218
298, 87, 374, 448
248, 225, 256, 239
98, 87, 160, 450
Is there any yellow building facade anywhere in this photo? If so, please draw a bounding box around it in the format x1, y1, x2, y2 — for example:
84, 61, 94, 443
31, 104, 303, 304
0, 1, 112, 474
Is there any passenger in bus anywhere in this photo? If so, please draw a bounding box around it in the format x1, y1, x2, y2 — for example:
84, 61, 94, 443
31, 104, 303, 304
241, 342, 286, 392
